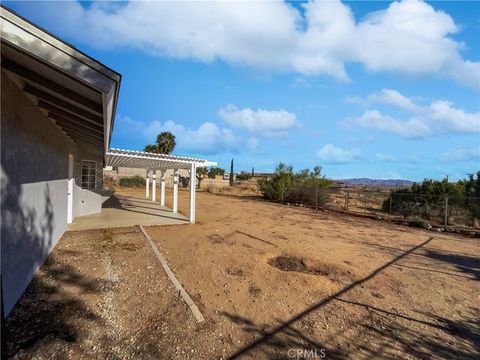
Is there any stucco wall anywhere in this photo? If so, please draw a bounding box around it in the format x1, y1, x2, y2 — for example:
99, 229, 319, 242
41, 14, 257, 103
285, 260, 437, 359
72, 183, 109, 218
0, 72, 103, 314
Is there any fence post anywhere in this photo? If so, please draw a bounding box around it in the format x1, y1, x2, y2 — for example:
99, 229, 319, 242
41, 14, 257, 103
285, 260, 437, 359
444, 194, 448, 226
364, 189, 367, 213
389, 193, 392, 219
315, 188, 318, 212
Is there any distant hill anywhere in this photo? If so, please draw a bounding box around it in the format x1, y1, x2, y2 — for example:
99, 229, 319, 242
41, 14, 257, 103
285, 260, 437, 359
340, 178, 414, 187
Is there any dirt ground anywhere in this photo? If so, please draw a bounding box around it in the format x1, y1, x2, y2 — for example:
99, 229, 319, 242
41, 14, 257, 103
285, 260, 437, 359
5, 188, 480, 359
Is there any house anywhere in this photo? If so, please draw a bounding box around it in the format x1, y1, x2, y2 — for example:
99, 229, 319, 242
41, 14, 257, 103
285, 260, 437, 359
252, 172, 274, 180
1, 6, 121, 315
1, 6, 215, 316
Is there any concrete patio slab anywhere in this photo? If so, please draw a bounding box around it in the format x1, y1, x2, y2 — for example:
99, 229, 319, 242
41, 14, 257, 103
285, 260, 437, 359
67, 195, 188, 231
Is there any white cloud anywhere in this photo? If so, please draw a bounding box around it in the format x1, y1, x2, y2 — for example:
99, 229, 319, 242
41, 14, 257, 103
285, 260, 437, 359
218, 104, 298, 137
429, 101, 480, 134
353, 110, 431, 138
440, 147, 480, 162
142, 120, 239, 155
348, 89, 480, 137
367, 89, 421, 112
316, 144, 360, 164
19, 0, 479, 89
345, 96, 368, 106
375, 153, 396, 162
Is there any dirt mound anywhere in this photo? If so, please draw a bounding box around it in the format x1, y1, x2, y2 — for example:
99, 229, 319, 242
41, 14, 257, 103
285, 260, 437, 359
268, 255, 352, 280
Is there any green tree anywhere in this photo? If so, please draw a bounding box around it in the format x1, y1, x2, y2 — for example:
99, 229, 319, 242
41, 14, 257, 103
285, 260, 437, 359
144, 132, 176, 154
383, 172, 480, 225
156, 131, 176, 154
259, 163, 331, 203
144, 144, 158, 153
462, 171, 480, 226
208, 167, 225, 178
229, 158, 234, 186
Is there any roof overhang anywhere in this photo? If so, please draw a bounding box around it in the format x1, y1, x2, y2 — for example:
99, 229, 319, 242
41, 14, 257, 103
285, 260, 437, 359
106, 149, 217, 170
0, 6, 121, 156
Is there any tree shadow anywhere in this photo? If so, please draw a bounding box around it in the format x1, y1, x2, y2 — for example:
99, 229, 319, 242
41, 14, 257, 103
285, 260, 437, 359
351, 306, 480, 359
335, 299, 480, 359
3, 233, 171, 359
4, 250, 106, 357
221, 311, 344, 359
0, 170, 106, 357
1, 171, 56, 315
225, 236, 479, 359
424, 250, 480, 281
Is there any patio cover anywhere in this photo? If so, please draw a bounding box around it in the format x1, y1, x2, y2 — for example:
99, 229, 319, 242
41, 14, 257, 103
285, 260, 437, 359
105, 148, 217, 169
105, 148, 217, 223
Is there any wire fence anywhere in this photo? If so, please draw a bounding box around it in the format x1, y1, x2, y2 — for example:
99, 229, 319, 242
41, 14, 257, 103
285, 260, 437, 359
275, 186, 480, 229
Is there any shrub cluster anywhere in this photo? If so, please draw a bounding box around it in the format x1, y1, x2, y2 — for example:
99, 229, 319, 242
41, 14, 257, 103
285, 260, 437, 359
259, 163, 331, 206
382, 171, 480, 225
236, 171, 251, 180
119, 175, 146, 187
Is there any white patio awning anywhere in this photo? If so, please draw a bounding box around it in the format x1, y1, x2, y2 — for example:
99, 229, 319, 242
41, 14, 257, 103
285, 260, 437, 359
105, 148, 217, 170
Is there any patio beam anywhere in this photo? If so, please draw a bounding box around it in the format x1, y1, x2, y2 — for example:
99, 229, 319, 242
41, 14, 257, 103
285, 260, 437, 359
146, 170, 150, 199
160, 170, 166, 207
152, 170, 157, 202
173, 168, 179, 213
189, 163, 196, 223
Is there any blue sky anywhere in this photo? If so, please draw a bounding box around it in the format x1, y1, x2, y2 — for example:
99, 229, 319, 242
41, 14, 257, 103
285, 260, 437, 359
6, 0, 480, 181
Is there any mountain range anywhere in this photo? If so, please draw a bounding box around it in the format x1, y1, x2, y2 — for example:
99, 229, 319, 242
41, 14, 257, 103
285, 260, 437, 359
339, 178, 414, 187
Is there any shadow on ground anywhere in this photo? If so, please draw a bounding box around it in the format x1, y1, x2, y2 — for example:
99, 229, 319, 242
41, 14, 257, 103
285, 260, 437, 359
4, 249, 104, 358
225, 237, 480, 359
425, 250, 480, 281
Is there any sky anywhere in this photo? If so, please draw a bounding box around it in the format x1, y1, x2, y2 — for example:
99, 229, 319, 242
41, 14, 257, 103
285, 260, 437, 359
5, 0, 480, 181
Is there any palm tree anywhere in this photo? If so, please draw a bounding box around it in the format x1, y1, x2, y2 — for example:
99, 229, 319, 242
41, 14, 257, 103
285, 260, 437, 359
156, 132, 176, 154
144, 144, 158, 153
144, 132, 176, 154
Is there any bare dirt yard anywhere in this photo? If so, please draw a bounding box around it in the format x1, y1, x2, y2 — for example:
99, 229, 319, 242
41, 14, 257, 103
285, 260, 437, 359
5, 187, 480, 359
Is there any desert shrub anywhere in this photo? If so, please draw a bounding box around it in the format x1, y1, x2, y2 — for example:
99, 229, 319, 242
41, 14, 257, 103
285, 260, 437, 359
119, 175, 146, 187
260, 163, 331, 206
383, 172, 480, 226
236, 171, 251, 180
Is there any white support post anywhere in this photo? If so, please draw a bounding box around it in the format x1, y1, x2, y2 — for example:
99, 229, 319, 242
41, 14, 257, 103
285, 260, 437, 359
160, 170, 166, 207
189, 163, 196, 223
145, 170, 150, 199
152, 170, 157, 202
173, 168, 179, 213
